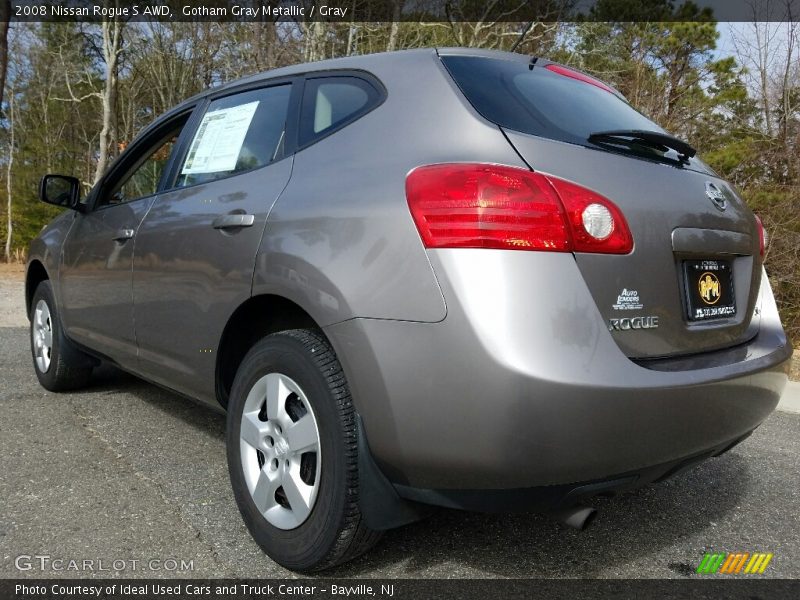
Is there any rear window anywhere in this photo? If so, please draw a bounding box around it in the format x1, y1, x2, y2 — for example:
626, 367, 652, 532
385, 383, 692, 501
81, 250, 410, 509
441, 55, 664, 150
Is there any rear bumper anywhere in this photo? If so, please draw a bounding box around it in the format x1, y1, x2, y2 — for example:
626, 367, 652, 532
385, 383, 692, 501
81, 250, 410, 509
325, 250, 791, 492
394, 429, 754, 512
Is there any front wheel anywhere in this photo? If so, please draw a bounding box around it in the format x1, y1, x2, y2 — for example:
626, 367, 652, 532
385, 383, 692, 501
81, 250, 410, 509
30, 280, 93, 391
226, 329, 381, 571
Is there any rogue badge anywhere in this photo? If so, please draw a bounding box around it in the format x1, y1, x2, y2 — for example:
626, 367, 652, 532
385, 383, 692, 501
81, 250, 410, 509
608, 316, 660, 331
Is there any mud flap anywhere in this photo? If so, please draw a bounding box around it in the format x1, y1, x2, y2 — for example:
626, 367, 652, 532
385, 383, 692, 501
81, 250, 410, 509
356, 415, 431, 531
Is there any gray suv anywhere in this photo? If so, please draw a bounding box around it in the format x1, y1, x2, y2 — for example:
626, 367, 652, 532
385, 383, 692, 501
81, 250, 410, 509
27, 49, 792, 571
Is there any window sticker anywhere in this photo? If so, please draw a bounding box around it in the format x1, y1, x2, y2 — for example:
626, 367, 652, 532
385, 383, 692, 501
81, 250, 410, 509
181, 101, 259, 174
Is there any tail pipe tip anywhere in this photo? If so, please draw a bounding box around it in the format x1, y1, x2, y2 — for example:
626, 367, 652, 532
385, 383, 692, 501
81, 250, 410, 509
551, 505, 597, 531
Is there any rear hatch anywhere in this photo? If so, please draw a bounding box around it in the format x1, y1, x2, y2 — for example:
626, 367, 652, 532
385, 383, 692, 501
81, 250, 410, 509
441, 51, 763, 359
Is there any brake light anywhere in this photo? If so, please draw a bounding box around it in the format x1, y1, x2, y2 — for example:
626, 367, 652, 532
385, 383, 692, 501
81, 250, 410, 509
755, 214, 767, 257
544, 64, 616, 95
405, 164, 633, 254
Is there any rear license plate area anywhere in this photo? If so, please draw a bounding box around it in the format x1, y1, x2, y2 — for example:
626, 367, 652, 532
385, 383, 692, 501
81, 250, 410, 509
683, 259, 736, 321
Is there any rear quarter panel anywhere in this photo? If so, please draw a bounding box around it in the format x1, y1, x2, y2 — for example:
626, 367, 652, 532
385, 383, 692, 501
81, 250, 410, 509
252, 50, 528, 326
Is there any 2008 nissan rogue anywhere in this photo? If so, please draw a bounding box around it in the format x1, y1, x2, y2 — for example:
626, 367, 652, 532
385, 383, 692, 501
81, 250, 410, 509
26, 49, 791, 571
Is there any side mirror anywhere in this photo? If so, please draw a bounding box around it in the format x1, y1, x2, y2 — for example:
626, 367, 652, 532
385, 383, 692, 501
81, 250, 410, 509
39, 175, 82, 210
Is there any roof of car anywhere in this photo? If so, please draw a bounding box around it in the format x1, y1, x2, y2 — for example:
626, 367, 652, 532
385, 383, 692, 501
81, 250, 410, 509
138, 48, 622, 144
164, 47, 528, 115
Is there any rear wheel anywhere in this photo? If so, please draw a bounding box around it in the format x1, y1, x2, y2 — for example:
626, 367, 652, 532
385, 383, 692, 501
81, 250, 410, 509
29, 280, 93, 391
226, 329, 381, 571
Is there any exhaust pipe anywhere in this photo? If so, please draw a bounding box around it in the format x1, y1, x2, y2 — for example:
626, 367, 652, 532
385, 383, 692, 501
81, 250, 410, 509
551, 505, 597, 530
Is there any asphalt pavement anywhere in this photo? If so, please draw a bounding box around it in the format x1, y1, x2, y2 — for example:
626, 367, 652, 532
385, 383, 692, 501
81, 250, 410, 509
1, 278, 799, 579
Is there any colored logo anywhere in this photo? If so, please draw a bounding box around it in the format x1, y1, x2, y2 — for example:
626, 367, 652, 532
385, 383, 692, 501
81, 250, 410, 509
696, 552, 773, 575
698, 272, 721, 305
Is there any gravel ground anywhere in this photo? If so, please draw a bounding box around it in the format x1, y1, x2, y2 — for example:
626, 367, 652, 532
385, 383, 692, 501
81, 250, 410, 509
0, 275, 26, 328
1, 277, 799, 579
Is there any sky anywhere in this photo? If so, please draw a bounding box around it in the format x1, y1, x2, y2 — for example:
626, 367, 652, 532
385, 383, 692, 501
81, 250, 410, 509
716, 23, 740, 57
716, 21, 794, 62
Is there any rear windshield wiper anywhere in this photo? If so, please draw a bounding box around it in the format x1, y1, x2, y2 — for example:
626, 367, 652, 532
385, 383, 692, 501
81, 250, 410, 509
587, 129, 696, 163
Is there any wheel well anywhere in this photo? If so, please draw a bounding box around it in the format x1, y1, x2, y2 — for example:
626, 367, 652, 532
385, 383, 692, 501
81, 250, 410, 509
216, 295, 321, 409
26, 260, 49, 318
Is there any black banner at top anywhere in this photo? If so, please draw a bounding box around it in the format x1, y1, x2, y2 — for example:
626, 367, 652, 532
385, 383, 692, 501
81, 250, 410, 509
7, 0, 800, 23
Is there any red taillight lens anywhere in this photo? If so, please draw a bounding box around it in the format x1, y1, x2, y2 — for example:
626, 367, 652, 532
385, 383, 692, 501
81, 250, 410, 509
755, 214, 767, 257
546, 176, 634, 254
405, 164, 570, 251
406, 163, 633, 254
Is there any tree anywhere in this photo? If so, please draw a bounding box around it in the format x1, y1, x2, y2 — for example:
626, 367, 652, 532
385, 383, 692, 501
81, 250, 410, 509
93, 9, 125, 183
729, 18, 799, 184
0, 0, 10, 112
1, 1, 10, 260
571, 6, 745, 146
3, 78, 12, 261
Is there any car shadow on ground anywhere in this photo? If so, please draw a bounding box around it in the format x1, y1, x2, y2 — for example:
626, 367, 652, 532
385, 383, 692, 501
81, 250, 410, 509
80, 362, 747, 579
337, 454, 746, 578
344, 455, 747, 578
85, 362, 227, 441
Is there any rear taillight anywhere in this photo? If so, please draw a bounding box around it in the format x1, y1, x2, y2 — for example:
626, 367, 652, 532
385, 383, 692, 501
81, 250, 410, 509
405, 163, 633, 254
545, 176, 634, 254
755, 214, 767, 257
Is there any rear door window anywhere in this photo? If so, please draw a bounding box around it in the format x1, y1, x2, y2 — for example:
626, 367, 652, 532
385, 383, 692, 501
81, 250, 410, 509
441, 55, 666, 154
299, 76, 381, 146
176, 84, 291, 188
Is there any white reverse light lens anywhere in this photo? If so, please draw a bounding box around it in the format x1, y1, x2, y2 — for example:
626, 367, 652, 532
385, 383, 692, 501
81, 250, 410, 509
582, 203, 614, 240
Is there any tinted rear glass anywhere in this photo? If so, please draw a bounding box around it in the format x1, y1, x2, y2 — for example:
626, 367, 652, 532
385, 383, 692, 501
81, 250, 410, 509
299, 76, 381, 147
441, 55, 663, 149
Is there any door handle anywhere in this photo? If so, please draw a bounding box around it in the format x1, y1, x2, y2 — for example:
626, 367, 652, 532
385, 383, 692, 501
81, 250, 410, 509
112, 228, 135, 242
212, 214, 255, 230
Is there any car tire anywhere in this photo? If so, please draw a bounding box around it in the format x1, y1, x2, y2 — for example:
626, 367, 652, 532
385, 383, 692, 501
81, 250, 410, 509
30, 280, 93, 391
226, 328, 382, 571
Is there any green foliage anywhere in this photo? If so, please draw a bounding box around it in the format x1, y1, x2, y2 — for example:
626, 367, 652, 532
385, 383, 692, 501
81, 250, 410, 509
569, 16, 729, 138
704, 139, 758, 177
741, 185, 800, 344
